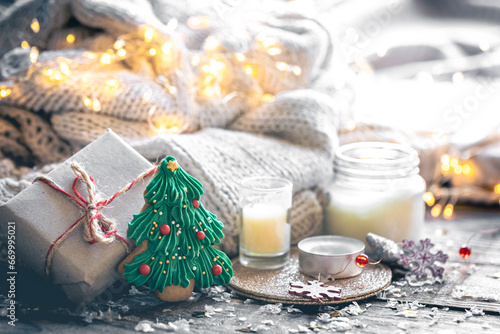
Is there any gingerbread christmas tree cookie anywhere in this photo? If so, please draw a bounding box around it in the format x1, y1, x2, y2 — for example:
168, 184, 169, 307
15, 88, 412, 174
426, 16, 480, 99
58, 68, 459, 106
118, 156, 233, 301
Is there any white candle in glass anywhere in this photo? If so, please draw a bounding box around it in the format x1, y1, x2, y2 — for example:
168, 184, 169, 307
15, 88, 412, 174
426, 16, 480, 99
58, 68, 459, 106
325, 142, 425, 250
326, 187, 424, 249
240, 203, 291, 255
238, 177, 293, 269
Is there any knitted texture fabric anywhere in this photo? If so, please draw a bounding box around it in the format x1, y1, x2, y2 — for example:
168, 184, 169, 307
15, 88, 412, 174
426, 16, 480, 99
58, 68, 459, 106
0, 160, 57, 204
0, 0, 338, 257
130, 126, 335, 255
0, 105, 71, 164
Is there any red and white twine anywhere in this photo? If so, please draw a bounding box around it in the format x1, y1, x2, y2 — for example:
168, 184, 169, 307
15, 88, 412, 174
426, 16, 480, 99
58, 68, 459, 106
34, 161, 158, 277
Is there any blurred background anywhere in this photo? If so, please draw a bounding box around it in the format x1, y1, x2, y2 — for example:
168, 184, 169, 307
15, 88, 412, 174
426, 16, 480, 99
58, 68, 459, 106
325, 0, 500, 217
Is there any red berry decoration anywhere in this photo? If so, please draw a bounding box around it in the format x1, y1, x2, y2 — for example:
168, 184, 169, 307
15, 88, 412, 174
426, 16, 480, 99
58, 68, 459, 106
355, 254, 369, 268
212, 264, 223, 276
159, 224, 171, 235
139, 264, 151, 275
196, 231, 205, 240
192, 199, 200, 209
459, 246, 471, 259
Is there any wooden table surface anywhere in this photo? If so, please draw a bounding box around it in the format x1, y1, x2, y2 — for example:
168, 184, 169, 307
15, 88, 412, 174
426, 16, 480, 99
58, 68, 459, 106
1, 208, 499, 333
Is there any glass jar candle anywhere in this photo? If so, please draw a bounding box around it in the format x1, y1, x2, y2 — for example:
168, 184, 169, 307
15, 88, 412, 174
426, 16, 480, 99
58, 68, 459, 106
325, 142, 425, 250
238, 177, 293, 269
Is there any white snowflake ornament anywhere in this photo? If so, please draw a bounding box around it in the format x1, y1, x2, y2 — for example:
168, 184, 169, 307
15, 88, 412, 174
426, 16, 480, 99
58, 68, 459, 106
398, 239, 448, 279
289, 280, 342, 302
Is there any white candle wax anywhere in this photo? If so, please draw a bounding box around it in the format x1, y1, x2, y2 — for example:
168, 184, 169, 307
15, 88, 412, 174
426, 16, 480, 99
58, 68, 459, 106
325, 187, 424, 251
240, 203, 290, 255
327, 142, 426, 250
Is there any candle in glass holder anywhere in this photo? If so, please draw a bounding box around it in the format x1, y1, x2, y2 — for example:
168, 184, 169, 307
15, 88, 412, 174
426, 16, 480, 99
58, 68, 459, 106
325, 142, 425, 251
240, 203, 290, 255
238, 177, 292, 269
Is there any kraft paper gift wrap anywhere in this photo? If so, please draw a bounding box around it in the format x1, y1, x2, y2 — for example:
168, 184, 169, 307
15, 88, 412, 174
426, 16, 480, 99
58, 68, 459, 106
0, 130, 153, 305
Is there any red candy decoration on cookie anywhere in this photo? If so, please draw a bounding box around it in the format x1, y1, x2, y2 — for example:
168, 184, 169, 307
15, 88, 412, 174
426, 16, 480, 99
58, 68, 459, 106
139, 264, 151, 275
160, 224, 171, 235
192, 199, 200, 209
196, 231, 205, 240
212, 264, 222, 276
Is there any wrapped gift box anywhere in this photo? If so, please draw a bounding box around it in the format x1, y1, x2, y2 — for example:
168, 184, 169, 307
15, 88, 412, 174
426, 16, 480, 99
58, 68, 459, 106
0, 130, 153, 305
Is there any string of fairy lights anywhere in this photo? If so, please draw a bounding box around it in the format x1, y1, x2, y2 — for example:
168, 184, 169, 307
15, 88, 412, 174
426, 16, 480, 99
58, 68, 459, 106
0, 16, 304, 133
423, 153, 500, 219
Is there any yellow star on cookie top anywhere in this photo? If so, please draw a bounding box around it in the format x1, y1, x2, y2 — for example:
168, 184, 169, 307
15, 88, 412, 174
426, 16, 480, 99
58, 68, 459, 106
167, 160, 178, 172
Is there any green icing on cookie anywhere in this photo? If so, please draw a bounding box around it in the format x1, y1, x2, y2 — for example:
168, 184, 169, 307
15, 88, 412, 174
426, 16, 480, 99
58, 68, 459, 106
122, 156, 233, 293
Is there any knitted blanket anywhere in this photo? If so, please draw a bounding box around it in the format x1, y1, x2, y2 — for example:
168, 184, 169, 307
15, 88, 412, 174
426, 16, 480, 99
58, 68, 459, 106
0, 0, 338, 256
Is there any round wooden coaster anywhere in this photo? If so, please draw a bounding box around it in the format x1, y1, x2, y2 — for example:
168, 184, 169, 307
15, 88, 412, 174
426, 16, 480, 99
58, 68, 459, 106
228, 248, 392, 305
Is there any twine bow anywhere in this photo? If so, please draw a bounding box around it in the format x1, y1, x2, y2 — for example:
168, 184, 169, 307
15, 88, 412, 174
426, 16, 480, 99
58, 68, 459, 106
34, 161, 158, 277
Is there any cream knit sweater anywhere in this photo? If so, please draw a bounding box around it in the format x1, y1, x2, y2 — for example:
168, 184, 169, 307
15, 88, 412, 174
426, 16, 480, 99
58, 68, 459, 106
0, 0, 337, 256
